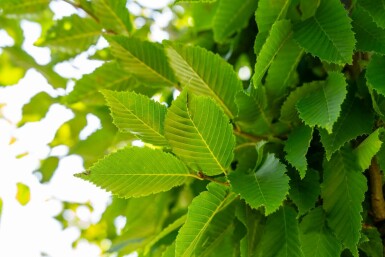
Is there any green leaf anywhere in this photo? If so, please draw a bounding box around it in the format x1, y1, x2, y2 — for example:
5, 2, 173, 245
296, 72, 347, 133
319, 97, 374, 160
352, 6, 385, 55
253, 19, 293, 84
102, 90, 168, 146
299, 0, 320, 20
229, 153, 290, 215
18, 92, 53, 126
280, 80, 321, 124
289, 169, 320, 216
0, 0, 50, 16
75, 147, 194, 198
300, 207, 342, 257
257, 206, 304, 257
35, 156, 60, 183
175, 0, 216, 2
93, 0, 132, 35
35, 14, 101, 55
322, 147, 367, 257
0, 198, 3, 224
236, 203, 266, 257
164, 90, 235, 176
366, 54, 385, 96
359, 227, 383, 257
16, 182, 30, 206
162, 242, 176, 257
107, 36, 177, 87
357, 0, 385, 29
293, 0, 355, 64
284, 125, 313, 178
165, 42, 242, 119
354, 128, 384, 171
255, 0, 291, 33
175, 183, 232, 257
66, 62, 137, 104
213, 0, 258, 42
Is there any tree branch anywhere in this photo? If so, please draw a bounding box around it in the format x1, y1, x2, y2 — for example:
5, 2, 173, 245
369, 158, 385, 222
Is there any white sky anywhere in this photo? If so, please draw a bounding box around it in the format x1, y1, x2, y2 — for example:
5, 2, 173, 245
0, 0, 173, 256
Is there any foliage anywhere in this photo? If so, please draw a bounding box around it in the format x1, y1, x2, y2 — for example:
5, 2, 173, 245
2, 0, 385, 256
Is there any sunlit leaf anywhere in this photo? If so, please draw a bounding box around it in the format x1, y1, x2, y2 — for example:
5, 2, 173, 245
354, 128, 384, 171
165, 90, 235, 176
93, 0, 132, 35
18, 92, 53, 127
16, 182, 30, 206
76, 147, 194, 197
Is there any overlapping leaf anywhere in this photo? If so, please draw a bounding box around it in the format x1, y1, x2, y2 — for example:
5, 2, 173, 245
293, 0, 355, 64
255, 0, 291, 33
164, 90, 235, 176
75, 147, 193, 198
319, 97, 374, 160
213, 0, 258, 42
165, 42, 242, 119
93, 0, 132, 35
102, 90, 168, 146
284, 125, 313, 178
296, 72, 347, 133
175, 183, 231, 257
229, 153, 289, 215
107, 36, 177, 87
354, 128, 384, 171
300, 207, 342, 257
289, 169, 320, 216
66, 62, 137, 104
357, 0, 385, 28
366, 54, 385, 96
322, 147, 367, 257
257, 206, 304, 257
0, 0, 50, 16
35, 14, 101, 55
253, 19, 293, 84
352, 6, 385, 55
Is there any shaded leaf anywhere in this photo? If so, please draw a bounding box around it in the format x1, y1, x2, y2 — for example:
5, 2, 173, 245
284, 125, 313, 178
357, 0, 385, 29
102, 90, 168, 146
229, 153, 289, 215
255, 0, 291, 33
322, 147, 367, 257
359, 227, 383, 257
319, 97, 374, 160
289, 169, 320, 216
297, 72, 347, 133
66, 62, 137, 104
165, 90, 235, 176
93, 0, 132, 35
165, 42, 242, 119
175, 183, 232, 257
366, 54, 385, 96
257, 206, 304, 257
213, 0, 258, 42
293, 0, 355, 64
300, 207, 342, 257
76, 147, 194, 198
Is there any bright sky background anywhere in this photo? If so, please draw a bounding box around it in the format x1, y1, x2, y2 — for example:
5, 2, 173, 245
0, 0, 173, 256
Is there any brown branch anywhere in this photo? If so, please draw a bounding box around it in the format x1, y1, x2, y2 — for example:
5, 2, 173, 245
369, 158, 385, 222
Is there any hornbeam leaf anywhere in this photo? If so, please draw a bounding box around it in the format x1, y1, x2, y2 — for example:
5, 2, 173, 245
255, 0, 291, 33
102, 90, 168, 146
300, 207, 342, 257
293, 0, 355, 64
366, 54, 385, 96
66, 62, 137, 104
322, 147, 367, 257
319, 97, 374, 160
35, 15, 101, 55
107, 36, 177, 87
352, 6, 385, 55
0, 0, 50, 16
229, 153, 289, 215
165, 42, 242, 119
253, 19, 293, 84
165, 90, 235, 176
289, 169, 320, 216
257, 206, 304, 257
93, 0, 133, 35
213, 0, 258, 42
175, 183, 232, 257
284, 125, 313, 178
75, 147, 193, 198
354, 128, 384, 171
162, 243, 176, 257
357, 0, 385, 29
296, 72, 347, 133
